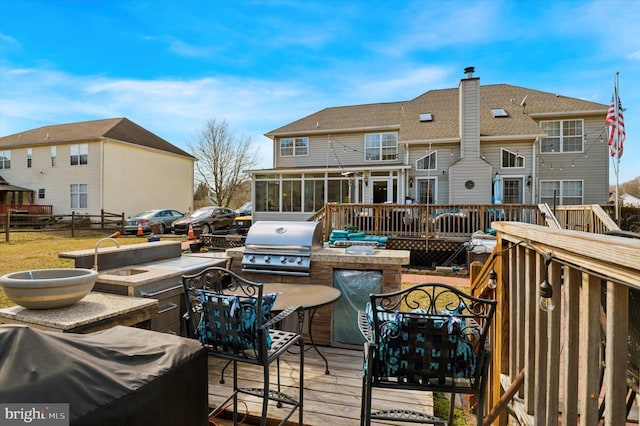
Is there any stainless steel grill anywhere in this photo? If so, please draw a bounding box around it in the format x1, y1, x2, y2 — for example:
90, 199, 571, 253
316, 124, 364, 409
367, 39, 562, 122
241, 221, 323, 276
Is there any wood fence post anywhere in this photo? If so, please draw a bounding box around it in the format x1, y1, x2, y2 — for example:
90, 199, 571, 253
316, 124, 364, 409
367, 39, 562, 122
5, 211, 9, 243
71, 211, 76, 237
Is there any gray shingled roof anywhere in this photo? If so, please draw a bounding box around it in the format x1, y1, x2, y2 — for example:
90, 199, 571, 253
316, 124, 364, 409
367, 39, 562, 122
266, 83, 608, 141
265, 102, 405, 137
0, 117, 194, 158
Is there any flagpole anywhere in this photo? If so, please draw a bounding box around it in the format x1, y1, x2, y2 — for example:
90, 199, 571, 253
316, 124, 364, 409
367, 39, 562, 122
614, 72, 620, 223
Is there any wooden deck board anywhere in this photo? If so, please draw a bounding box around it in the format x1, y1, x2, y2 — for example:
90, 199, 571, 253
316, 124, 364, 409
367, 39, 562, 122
207, 345, 435, 425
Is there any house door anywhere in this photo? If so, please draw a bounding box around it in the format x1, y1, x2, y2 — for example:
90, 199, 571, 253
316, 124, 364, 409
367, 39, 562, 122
503, 178, 523, 204
371, 178, 394, 203
417, 178, 436, 204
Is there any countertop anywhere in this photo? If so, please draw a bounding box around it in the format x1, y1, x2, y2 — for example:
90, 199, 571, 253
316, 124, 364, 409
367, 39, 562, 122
58, 240, 181, 259
0, 292, 158, 332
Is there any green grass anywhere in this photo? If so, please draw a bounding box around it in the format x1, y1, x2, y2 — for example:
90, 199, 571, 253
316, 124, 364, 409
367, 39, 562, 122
0, 231, 187, 308
433, 392, 473, 425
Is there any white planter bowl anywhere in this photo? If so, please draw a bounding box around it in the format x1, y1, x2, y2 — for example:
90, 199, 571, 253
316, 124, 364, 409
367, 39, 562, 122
0, 268, 98, 309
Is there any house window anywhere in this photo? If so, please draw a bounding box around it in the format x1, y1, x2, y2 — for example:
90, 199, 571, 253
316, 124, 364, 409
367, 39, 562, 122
27, 148, 32, 168
540, 180, 583, 205
501, 148, 524, 168
38, 188, 45, 199
416, 151, 437, 170
70, 144, 88, 165
70, 184, 88, 209
365, 132, 398, 161
0, 150, 10, 170
279, 137, 308, 157
51, 146, 57, 167
540, 120, 583, 153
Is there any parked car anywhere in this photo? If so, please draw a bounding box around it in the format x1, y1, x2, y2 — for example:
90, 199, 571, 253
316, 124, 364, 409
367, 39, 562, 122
171, 206, 236, 235
234, 201, 252, 216
230, 215, 252, 235
124, 209, 185, 235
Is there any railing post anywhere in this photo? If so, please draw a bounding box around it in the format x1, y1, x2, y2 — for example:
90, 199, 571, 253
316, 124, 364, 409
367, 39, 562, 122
533, 253, 549, 421
545, 261, 562, 425
562, 268, 580, 425
604, 281, 629, 425
71, 211, 76, 237
524, 248, 537, 414
579, 273, 602, 424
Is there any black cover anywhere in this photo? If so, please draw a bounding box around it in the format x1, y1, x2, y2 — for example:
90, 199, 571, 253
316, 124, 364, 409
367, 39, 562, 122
0, 325, 208, 426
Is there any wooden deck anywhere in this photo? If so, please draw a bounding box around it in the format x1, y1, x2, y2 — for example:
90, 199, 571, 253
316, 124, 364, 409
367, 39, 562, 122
207, 345, 440, 426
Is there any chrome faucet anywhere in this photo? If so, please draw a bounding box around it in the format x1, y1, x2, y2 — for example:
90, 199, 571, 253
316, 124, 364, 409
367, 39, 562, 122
94, 238, 120, 271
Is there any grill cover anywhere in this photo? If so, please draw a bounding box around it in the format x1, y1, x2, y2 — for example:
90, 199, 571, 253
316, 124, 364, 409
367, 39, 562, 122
0, 325, 208, 425
242, 221, 323, 275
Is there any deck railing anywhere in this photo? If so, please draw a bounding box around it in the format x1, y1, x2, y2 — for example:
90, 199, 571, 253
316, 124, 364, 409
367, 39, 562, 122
321, 203, 543, 240
474, 222, 639, 425
553, 204, 619, 234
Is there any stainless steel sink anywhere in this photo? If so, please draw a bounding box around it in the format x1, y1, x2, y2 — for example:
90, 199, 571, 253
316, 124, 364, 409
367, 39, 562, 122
102, 268, 148, 276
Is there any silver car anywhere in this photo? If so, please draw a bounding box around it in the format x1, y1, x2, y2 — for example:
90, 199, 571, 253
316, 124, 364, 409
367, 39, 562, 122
124, 209, 185, 235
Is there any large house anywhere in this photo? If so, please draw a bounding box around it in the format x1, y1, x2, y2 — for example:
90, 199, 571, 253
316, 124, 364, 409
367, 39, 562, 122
252, 67, 610, 222
0, 118, 195, 217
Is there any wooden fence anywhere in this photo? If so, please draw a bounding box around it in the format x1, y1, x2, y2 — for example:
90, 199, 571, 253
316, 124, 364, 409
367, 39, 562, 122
1, 209, 124, 242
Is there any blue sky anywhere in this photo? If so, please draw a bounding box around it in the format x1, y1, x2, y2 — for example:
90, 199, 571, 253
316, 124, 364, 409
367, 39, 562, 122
1, 0, 638, 184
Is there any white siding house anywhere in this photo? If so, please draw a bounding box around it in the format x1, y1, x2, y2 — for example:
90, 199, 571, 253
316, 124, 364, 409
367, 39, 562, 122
0, 118, 195, 217
252, 68, 610, 222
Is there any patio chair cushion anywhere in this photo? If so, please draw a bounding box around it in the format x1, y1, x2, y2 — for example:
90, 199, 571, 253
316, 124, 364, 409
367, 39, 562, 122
195, 291, 278, 352
364, 302, 477, 379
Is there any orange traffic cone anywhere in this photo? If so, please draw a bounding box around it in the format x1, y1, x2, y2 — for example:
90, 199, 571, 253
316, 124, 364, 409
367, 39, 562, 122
187, 223, 195, 240
109, 230, 121, 238
137, 222, 144, 237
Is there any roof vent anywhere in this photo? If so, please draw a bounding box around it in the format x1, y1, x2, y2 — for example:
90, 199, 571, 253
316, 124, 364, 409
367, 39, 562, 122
464, 67, 475, 78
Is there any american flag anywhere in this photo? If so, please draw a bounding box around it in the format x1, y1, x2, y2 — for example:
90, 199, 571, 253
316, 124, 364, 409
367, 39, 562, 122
605, 80, 625, 159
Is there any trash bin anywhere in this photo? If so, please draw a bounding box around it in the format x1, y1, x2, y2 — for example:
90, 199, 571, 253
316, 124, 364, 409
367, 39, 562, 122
332, 270, 383, 345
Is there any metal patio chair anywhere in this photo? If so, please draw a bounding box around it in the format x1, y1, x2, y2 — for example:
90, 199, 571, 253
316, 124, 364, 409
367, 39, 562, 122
182, 267, 304, 426
358, 282, 496, 426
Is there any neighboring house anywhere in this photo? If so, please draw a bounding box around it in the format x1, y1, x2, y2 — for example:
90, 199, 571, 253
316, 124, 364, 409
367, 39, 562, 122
254, 67, 610, 222
0, 118, 195, 218
621, 194, 640, 208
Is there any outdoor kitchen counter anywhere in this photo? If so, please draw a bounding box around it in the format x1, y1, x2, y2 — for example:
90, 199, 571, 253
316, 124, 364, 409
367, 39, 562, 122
0, 292, 158, 333
225, 246, 410, 265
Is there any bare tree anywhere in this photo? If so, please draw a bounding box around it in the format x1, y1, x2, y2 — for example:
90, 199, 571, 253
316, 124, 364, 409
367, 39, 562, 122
187, 119, 258, 208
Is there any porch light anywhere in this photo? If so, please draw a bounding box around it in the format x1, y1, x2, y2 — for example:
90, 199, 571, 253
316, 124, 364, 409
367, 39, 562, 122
364, 176, 369, 186
409, 178, 413, 188
539, 253, 555, 312
487, 269, 497, 289
527, 175, 532, 187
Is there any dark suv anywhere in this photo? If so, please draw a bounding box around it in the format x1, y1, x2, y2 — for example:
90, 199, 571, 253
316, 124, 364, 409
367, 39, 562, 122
171, 206, 236, 235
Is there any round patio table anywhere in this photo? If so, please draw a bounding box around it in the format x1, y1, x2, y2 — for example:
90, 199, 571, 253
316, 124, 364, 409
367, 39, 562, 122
263, 283, 341, 374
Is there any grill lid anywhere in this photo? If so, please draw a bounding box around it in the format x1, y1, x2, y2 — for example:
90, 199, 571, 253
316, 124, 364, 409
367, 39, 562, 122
242, 221, 323, 276
244, 221, 323, 253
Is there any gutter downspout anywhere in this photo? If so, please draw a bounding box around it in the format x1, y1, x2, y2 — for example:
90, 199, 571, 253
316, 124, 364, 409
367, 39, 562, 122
532, 137, 538, 203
